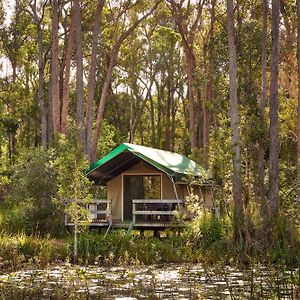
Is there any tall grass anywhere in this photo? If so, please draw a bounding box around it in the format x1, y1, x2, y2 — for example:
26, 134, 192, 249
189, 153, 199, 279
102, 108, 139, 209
75, 231, 191, 265
0, 232, 69, 270
0, 212, 298, 274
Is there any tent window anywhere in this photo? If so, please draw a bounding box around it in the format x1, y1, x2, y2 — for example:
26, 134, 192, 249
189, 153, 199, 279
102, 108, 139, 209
143, 175, 161, 199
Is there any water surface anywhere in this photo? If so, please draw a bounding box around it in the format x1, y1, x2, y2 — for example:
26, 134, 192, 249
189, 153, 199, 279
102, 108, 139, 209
0, 263, 298, 299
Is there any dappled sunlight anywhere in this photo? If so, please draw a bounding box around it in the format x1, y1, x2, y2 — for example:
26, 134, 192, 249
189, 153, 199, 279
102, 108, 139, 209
0, 263, 298, 299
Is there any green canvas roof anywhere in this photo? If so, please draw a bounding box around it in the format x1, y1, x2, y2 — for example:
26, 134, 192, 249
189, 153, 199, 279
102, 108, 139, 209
87, 143, 210, 183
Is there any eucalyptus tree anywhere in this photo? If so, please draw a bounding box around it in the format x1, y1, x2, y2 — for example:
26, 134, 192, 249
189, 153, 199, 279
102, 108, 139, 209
202, 0, 216, 165
226, 0, 244, 243
26, 0, 49, 149
167, 0, 205, 159
74, 0, 84, 146
297, 0, 300, 199
90, 0, 162, 162
61, 3, 75, 135
50, 0, 60, 133
85, 0, 105, 154
258, 0, 268, 222
268, 0, 280, 220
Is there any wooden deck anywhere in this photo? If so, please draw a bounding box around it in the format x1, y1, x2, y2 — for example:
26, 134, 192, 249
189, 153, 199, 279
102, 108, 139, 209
65, 199, 184, 228
65, 199, 112, 226
132, 199, 184, 227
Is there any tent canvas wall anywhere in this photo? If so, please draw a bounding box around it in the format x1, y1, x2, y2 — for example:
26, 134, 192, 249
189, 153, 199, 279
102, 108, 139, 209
86, 143, 214, 224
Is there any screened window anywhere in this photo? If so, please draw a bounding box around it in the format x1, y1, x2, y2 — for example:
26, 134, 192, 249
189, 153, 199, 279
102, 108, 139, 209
143, 175, 161, 199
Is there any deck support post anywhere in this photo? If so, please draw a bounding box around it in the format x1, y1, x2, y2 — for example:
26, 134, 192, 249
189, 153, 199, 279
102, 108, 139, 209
153, 230, 160, 238
133, 201, 136, 225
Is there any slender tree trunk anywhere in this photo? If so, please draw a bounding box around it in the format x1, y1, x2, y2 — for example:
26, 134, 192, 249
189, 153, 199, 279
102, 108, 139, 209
268, 0, 280, 218
258, 0, 268, 218
171, 92, 176, 151
47, 75, 53, 143
74, 222, 78, 263
296, 0, 300, 199
85, 0, 105, 156
280, 0, 296, 98
202, 0, 216, 166
51, 0, 61, 133
226, 0, 244, 243
129, 91, 135, 143
27, 1, 48, 147
131, 79, 154, 143
61, 5, 75, 134
59, 15, 68, 108
157, 75, 165, 148
90, 56, 115, 162
37, 24, 47, 148
164, 50, 175, 150
186, 50, 197, 157
165, 79, 171, 150
149, 93, 156, 147
74, 0, 85, 146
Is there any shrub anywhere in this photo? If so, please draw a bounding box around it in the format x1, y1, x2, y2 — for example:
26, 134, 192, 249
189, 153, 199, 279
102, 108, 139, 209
0, 148, 66, 236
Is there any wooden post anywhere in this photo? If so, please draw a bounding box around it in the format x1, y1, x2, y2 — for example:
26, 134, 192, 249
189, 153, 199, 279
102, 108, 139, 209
153, 230, 160, 238
109, 200, 112, 224
74, 222, 78, 263
133, 200, 136, 225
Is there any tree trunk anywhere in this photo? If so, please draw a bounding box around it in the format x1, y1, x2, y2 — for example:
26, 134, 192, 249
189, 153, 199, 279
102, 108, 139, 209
89, 1, 161, 162
61, 4, 75, 135
296, 0, 300, 199
202, 0, 216, 166
186, 49, 197, 157
27, 1, 48, 147
268, 0, 280, 218
85, 0, 105, 156
59, 14, 68, 111
149, 93, 156, 147
51, 0, 61, 133
168, 0, 204, 159
164, 49, 175, 150
74, 0, 85, 147
258, 0, 269, 219
131, 79, 154, 143
37, 22, 47, 149
226, 0, 244, 243
74, 222, 78, 263
47, 75, 53, 144
90, 55, 115, 162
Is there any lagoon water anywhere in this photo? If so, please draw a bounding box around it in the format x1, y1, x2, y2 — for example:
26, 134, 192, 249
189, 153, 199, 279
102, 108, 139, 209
0, 263, 298, 299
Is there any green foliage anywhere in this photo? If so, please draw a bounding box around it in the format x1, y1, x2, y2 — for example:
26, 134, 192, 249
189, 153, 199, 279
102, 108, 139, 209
74, 231, 201, 265
0, 147, 63, 236
97, 120, 121, 158
7, 147, 57, 204
199, 215, 229, 248
53, 133, 93, 229
0, 232, 69, 270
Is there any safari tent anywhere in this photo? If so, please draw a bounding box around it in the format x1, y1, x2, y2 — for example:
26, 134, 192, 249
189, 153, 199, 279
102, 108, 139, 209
67, 143, 214, 228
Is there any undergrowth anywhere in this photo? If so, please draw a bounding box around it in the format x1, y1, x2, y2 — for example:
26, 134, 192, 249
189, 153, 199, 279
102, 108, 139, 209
0, 214, 299, 272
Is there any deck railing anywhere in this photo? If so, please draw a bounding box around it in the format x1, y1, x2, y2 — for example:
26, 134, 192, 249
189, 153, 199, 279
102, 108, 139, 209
65, 199, 112, 226
132, 199, 184, 226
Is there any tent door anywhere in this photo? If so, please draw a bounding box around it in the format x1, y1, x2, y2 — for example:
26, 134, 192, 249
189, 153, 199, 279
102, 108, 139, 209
123, 175, 143, 222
